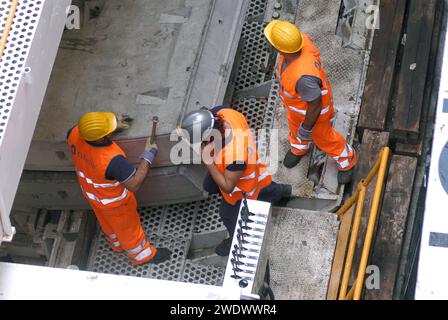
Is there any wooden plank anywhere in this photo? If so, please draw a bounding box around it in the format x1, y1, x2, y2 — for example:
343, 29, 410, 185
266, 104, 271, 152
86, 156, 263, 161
395, 141, 422, 156
327, 206, 355, 300
392, 0, 438, 142
350, 130, 390, 284
365, 155, 417, 300
358, 0, 407, 131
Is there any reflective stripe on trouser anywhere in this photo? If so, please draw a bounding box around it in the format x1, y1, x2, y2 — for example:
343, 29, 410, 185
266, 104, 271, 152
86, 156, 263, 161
289, 117, 357, 171
125, 240, 158, 266
91, 194, 156, 264
105, 233, 123, 252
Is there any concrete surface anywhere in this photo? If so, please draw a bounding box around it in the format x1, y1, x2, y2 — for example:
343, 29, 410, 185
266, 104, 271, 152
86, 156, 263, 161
35, 0, 213, 140
268, 207, 339, 300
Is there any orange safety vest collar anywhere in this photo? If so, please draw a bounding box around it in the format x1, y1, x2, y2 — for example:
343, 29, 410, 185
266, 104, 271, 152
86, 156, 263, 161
214, 109, 272, 205
67, 126, 132, 208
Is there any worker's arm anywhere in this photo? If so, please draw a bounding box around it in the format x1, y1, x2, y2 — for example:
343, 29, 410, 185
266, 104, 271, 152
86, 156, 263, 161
303, 95, 322, 130
105, 155, 150, 193
121, 160, 150, 193
205, 163, 245, 194
296, 75, 323, 139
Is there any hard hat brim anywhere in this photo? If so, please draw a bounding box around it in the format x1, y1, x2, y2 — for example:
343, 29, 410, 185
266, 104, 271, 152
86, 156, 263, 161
103, 112, 118, 137
264, 20, 303, 54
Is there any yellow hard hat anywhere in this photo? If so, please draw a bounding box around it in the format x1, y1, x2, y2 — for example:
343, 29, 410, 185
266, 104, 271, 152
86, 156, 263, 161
264, 20, 303, 53
78, 112, 117, 141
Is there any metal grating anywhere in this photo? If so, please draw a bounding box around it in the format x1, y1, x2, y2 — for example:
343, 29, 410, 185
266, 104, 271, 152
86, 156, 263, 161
90, 233, 158, 278
0, 0, 43, 143
234, 21, 269, 91
160, 203, 197, 239
139, 206, 164, 236
89, 196, 225, 279
246, 0, 267, 18
193, 194, 225, 234
149, 236, 189, 282
182, 260, 225, 286
233, 98, 267, 131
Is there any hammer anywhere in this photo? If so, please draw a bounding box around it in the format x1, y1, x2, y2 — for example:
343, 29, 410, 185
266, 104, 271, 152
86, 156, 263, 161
150, 116, 159, 144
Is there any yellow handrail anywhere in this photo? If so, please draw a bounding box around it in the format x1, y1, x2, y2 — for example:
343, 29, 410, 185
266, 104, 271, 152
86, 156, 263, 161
335, 146, 390, 300
353, 147, 390, 300
336, 152, 382, 217
0, 0, 19, 61
338, 184, 366, 299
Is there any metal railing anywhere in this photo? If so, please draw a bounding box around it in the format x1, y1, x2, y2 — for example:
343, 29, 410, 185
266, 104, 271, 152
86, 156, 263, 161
336, 147, 390, 300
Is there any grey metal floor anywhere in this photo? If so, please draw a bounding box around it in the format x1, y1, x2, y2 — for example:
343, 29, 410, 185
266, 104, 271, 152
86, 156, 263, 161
269, 207, 339, 300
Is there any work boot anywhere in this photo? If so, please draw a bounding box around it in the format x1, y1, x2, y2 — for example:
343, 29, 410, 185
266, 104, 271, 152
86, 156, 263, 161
338, 168, 354, 185
148, 247, 172, 264
280, 184, 292, 199
283, 150, 303, 169
215, 238, 232, 257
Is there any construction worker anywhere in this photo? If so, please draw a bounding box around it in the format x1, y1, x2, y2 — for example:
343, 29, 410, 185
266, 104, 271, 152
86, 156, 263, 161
264, 20, 357, 184
179, 106, 292, 256
67, 112, 171, 266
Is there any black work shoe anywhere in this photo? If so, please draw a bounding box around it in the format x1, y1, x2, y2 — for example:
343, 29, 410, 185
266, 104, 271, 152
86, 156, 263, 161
149, 248, 172, 264
280, 184, 292, 199
283, 150, 303, 169
215, 238, 232, 257
338, 168, 354, 185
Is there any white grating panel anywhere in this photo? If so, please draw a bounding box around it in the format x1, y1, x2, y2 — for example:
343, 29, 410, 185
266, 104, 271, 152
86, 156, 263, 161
0, 0, 42, 143
182, 260, 225, 286
0, 0, 71, 242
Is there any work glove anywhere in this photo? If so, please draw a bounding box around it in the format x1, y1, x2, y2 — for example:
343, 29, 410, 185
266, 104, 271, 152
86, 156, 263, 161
140, 137, 158, 165
116, 114, 134, 132
298, 123, 313, 141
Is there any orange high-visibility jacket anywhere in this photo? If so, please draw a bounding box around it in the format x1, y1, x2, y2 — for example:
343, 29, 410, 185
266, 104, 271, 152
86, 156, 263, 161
214, 109, 272, 205
67, 126, 132, 209
277, 33, 334, 134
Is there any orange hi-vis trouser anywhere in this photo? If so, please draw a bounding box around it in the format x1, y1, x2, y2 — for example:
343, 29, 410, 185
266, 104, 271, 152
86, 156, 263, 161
91, 194, 158, 265
288, 113, 357, 172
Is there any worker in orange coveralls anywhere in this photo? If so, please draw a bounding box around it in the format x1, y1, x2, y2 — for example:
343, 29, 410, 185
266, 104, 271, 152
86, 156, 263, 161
67, 112, 171, 265
264, 20, 357, 184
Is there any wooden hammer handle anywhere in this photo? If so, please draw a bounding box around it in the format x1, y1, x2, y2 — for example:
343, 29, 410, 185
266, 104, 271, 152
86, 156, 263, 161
150, 116, 159, 144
